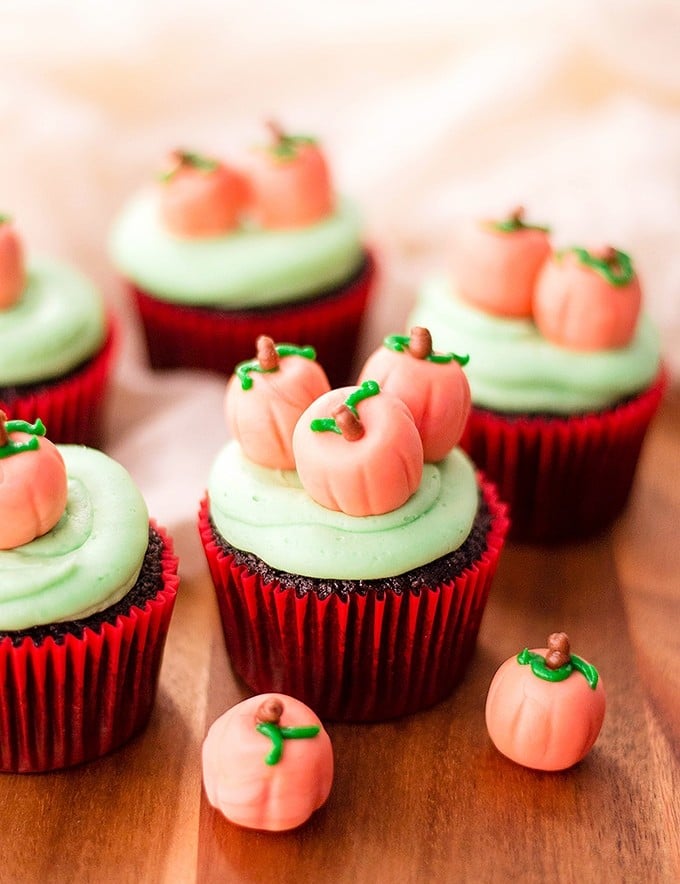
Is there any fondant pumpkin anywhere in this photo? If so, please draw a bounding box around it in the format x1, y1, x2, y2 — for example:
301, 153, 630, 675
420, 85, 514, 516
225, 336, 331, 470
0, 415, 68, 550
357, 327, 471, 462
452, 207, 551, 317
292, 381, 423, 516
0, 215, 25, 309
202, 693, 333, 832
159, 149, 249, 238
485, 633, 606, 771
245, 122, 334, 229
533, 246, 641, 350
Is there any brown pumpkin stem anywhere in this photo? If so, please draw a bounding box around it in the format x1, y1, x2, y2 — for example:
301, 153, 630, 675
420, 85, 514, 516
333, 403, 364, 441
545, 632, 571, 669
255, 698, 284, 726
256, 335, 279, 371
408, 327, 432, 360
0, 411, 8, 446
509, 205, 525, 223
266, 119, 285, 144
594, 244, 618, 265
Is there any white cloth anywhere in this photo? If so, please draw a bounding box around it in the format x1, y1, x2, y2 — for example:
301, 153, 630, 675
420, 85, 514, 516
2, 0, 679, 573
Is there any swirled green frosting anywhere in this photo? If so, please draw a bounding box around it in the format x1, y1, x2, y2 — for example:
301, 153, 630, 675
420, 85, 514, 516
0, 446, 149, 630
208, 441, 478, 580
0, 257, 106, 386
408, 276, 661, 414
109, 190, 364, 308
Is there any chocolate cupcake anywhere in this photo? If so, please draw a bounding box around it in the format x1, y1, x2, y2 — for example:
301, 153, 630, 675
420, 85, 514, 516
199, 337, 508, 721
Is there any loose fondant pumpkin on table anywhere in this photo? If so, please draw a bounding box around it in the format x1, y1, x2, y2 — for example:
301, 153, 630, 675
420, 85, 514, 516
202, 693, 333, 832
0, 412, 68, 550
533, 245, 642, 350
292, 380, 424, 516
357, 327, 471, 462
158, 149, 249, 238
485, 632, 606, 771
452, 206, 551, 318
225, 335, 331, 470
245, 121, 334, 229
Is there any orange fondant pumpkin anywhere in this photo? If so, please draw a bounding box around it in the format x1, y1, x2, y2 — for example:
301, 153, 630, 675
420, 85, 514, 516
533, 246, 641, 350
202, 693, 333, 832
0, 415, 68, 549
245, 122, 334, 229
452, 207, 551, 317
485, 633, 606, 771
357, 327, 471, 462
159, 149, 249, 238
225, 336, 331, 470
0, 215, 25, 309
292, 381, 423, 516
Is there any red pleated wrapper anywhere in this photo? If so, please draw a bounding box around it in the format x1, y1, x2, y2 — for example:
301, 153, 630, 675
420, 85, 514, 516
0, 318, 117, 447
129, 251, 375, 388
199, 479, 509, 722
0, 521, 179, 773
460, 368, 667, 543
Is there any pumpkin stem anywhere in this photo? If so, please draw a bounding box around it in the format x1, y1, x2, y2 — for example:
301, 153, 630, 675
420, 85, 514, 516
594, 244, 618, 265
256, 335, 279, 371
509, 205, 525, 223
255, 697, 284, 726
266, 119, 285, 144
408, 327, 432, 360
545, 632, 571, 670
332, 403, 364, 441
0, 411, 7, 446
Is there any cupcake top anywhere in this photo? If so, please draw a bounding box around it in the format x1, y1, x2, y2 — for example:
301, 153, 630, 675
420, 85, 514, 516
408, 210, 661, 414
202, 693, 333, 832
485, 632, 606, 771
209, 334, 479, 580
0, 216, 107, 386
109, 126, 364, 309
0, 416, 148, 630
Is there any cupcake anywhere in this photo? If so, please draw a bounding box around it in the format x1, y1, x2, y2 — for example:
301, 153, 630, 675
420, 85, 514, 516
0, 413, 179, 772
202, 693, 333, 831
408, 208, 665, 542
0, 215, 115, 445
198, 335, 508, 722
109, 124, 375, 386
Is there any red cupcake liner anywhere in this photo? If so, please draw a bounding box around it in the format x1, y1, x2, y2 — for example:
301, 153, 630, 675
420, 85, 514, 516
129, 250, 376, 387
0, 318, 117, 447
198, 479, 509, 722
460, 368, 667, 543
0, 521, 179, 773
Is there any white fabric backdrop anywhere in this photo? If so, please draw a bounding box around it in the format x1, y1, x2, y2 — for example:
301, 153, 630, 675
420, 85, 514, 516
2, 0, 679, 577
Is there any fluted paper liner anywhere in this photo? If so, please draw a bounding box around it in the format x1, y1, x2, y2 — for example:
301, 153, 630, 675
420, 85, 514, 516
199, 478, 508, 722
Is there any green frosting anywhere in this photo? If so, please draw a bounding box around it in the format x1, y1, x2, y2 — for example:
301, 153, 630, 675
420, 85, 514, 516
208, 441, 478, 580
109, 190, 364, 308
408, 277, 661, 414
0, 257, 106, 386
0, 446, 149, 630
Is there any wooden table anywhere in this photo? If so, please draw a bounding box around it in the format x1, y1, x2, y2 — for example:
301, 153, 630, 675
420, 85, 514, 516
3, 387, 679, 884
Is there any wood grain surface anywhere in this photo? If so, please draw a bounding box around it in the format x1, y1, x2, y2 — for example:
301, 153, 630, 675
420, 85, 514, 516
1, 388, 678, 884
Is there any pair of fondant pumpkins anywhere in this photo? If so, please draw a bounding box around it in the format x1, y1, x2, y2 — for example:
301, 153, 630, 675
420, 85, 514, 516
225, 329, 471, 517
453, 207, 641, 351
159, 122, 333, 237
203, 631, 606, 833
